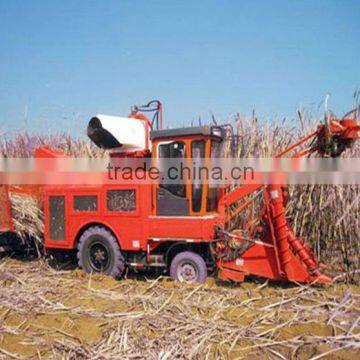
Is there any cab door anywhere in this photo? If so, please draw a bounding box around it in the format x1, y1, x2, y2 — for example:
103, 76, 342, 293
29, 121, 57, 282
190, 140, 206, 213
156, 140, 189, 216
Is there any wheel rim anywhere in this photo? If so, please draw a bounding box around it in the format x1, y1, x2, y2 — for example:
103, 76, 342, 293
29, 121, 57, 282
88, 242, 110, 272
176, 261, 198, 282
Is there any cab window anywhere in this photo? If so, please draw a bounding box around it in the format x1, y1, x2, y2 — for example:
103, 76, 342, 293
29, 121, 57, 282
207, 140, 221, 212
191, 140, 205, 212
158, 141, 186, 198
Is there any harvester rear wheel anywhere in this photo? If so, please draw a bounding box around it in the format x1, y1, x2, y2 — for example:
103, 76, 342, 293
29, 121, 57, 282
170, 251, 207, 283
77, 226, 125, 279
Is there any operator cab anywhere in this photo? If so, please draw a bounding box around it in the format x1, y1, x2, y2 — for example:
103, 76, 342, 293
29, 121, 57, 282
86, 101, 225, 217
151, 126, 224, 216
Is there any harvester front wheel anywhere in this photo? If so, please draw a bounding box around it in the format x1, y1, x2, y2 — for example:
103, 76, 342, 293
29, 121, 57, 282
77, 226, 125, 279
170, 251, 207, 283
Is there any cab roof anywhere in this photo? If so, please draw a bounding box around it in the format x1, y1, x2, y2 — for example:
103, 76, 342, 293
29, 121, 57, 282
150, 125, 223, 141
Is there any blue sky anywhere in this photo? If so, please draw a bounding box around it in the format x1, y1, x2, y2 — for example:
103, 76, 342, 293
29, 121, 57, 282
0, 0, 359, 136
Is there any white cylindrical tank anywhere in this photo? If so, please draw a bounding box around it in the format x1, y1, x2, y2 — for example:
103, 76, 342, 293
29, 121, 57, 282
87, 114, 150, 153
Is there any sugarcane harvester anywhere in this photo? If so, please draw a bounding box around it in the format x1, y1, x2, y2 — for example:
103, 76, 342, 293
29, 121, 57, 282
0, 101, 359, 284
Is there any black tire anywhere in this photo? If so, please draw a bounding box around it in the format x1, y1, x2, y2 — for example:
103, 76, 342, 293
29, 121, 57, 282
170, 251, 207, 283
77, 226, 125, 278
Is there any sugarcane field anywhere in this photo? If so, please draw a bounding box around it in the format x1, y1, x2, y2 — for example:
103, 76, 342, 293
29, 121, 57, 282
1, 1, 360, 359
1, 105, 359, 359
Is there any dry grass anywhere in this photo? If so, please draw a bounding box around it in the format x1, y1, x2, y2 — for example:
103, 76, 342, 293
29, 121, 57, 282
9, 194, 44, 247
0, 258, 359, 359
0, 132, 104, 158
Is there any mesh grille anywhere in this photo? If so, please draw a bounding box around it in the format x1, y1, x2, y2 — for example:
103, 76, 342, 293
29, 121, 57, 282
74, 195, 98, 212
107, 190, 136, 212
49, 196, 65, 241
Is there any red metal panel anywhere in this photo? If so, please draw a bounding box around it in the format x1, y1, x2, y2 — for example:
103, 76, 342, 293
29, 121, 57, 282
240, 244, 282, 280
148, 216, 217, 241
0, 185, 14, 232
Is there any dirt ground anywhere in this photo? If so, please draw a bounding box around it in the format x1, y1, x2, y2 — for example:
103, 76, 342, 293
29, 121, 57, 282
0, 258, 359, 360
